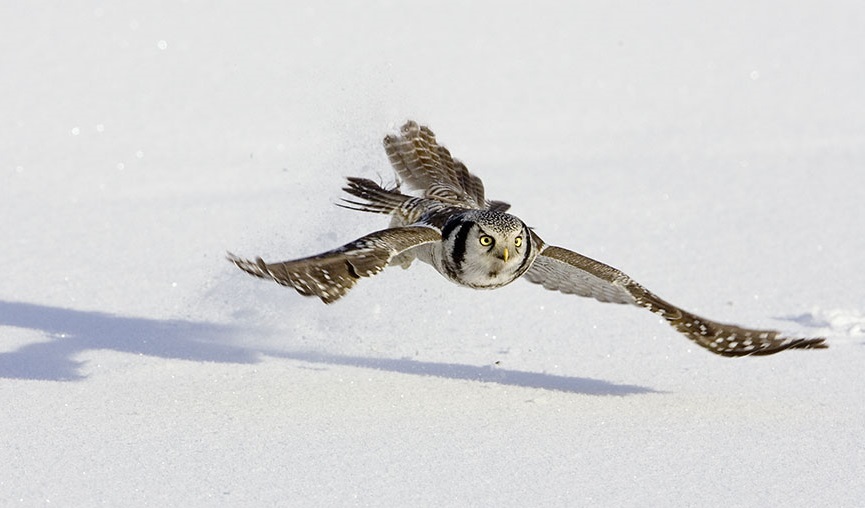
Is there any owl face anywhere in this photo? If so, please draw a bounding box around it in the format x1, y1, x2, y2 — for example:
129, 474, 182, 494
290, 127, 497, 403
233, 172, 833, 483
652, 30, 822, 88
439, 210, 534, 289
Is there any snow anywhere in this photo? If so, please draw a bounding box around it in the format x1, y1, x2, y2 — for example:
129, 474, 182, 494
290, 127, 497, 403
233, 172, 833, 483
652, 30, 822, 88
2, 2, 864, 506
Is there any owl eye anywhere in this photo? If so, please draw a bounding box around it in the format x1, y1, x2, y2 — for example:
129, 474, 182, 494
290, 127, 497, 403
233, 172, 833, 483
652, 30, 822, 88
514, 236, 523, 248
479, 235, 494, 247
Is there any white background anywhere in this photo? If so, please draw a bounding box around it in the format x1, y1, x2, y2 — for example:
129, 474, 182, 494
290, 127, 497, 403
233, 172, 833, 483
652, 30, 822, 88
2, 2, 864, 506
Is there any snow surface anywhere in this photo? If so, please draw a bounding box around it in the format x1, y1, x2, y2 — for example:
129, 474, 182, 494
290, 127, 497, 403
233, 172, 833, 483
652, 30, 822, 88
2, 2, 865, 506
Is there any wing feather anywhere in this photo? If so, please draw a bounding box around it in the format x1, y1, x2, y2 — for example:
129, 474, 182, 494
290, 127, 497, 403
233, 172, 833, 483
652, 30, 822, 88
524, 241, 827, 356
228, 226, 440, 304
384, 120, 506, 211
524, 245, 637, 304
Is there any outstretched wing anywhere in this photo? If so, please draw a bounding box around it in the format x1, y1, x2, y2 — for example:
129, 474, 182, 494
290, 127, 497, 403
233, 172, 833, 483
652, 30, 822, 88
227, 226, 440, 304
523, 241, 827, 357
384, 120, 509, 212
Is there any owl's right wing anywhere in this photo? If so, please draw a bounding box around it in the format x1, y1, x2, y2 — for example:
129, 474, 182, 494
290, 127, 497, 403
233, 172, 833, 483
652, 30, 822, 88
523, 239, 827, 357
227, 226, 440, 304
384, 120, 509, 212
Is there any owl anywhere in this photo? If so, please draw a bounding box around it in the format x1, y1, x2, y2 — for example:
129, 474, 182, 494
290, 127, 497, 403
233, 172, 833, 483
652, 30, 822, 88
228, 120, 827, 357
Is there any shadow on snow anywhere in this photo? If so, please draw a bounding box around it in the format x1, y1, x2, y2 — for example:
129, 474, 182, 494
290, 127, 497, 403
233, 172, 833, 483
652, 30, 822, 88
0, 300, 257, 381
268, 350, 657, 396
0, 300, 656, 395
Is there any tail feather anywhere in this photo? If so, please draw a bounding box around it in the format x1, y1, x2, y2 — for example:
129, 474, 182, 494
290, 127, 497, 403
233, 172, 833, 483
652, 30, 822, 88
338, 177, 413, 215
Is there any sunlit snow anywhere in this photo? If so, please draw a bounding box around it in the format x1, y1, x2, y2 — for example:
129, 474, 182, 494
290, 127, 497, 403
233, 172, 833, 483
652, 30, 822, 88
2, 2, 864, 506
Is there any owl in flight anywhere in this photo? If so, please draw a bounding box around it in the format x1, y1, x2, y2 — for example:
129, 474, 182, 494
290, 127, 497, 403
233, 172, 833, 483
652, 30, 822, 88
228, 120, 826, 356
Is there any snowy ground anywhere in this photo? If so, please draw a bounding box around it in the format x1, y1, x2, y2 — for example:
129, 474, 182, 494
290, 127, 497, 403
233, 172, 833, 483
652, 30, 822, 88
2, 2, 865, 506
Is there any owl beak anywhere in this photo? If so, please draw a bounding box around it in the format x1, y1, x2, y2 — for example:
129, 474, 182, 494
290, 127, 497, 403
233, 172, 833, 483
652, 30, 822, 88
501, 247, 509, 262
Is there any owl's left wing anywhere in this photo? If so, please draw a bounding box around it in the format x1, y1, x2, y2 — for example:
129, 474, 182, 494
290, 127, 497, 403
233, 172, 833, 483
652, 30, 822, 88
524, 240, 827, 357
228, 226, 440, 304
384, 121, 506, 211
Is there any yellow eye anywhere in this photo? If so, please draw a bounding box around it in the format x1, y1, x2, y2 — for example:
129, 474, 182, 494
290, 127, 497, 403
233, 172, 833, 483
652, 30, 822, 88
514, 236, 523, 248
479, 235, 494, 247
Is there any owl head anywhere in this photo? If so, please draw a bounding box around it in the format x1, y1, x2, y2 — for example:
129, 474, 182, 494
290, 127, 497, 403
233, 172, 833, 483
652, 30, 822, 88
439, 210, 534, 289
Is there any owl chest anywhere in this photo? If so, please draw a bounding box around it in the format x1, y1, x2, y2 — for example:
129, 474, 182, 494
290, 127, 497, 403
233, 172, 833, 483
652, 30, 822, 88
422, 242, 522, 289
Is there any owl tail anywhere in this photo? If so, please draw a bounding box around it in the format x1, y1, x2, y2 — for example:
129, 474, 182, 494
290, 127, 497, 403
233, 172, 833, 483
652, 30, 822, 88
337, 177, 414, 215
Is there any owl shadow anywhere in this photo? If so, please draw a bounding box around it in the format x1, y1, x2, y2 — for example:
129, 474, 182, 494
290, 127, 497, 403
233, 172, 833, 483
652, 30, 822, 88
0, 299, 657, 395
265, 350, 658, 396
0, 300, 259, 381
